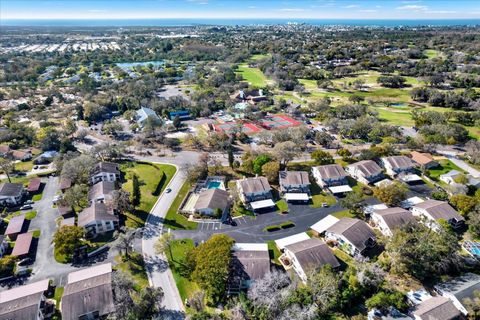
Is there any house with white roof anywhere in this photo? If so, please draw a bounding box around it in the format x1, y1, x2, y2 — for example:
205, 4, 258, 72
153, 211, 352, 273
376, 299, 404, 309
310, 215, 340, 236
275, 232, 311, 251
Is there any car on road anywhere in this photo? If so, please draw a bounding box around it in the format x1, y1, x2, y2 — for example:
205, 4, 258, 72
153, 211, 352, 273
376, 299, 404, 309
24, 200, 34, 205
322, 203, 329, 208
53, 195, 62, 204
165, 188, 172, 193
33, 165, 39, 170
20, 204, 32, 210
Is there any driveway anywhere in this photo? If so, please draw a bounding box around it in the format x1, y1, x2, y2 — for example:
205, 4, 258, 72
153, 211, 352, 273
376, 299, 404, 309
447, 156, 480, 178
26, 177, 79, 285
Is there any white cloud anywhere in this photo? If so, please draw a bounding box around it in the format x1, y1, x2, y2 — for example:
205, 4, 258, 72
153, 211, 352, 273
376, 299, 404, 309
248, 6, 256, 9
277, 8, 306, 12
344, 5, 359, 9
396, 5, 428, 11
427, 10, 457, 14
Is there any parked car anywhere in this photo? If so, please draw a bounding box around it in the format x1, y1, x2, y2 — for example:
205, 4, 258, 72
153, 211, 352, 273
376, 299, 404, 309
17, 258, 32, 266
20, 205, 32, 210
322, 203, 329, 208
24, 200, 34, 205
165, 188, 172, 193
53, 195, 62, 204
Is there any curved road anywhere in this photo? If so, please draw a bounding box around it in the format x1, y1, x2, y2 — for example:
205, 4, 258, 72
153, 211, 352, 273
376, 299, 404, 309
137, 151, 199, 318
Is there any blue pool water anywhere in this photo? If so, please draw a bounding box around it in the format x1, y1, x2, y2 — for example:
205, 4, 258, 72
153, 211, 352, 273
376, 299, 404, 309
207, 181, 221, 189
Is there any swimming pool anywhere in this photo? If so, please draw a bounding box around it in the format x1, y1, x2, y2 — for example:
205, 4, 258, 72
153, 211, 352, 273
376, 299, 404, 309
207, 181, 221, 189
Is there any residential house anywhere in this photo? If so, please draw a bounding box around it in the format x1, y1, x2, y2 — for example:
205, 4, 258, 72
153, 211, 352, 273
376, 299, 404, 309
411, 151, 438, 169
27, 178, 42, 194
325, 218, 377, 256
346, 160, 384, 185
435, 273, 480, 316
33, 150, 58, 164
371, 207, 416, 237
310, 215, 340, 236
401, 196, 425, 209
7, 149, 32, 161
136, 106, 160, 127
0, 235, 9, 258
88, 181, 116, 204
0, 279, 53, 320
5, 214, 26, 240
61, 263, 115, 320
90, 162, 120, 184
78, 202, 119, 236
194, 188, 230, 217
275, 232, 311, 251
413, 297, 461, 320
236, 177, 275, 211
440, 170, 463, 185
59, 176, 72, 192
411, 200, 465, 230
0, 182, 24, 206
279, 171, 310, 203
233, 89, 266, 104
229, 243, 270, 292
381, 156, 415, 177
312, 164, 352, 195
11, 232, 33, 258
283, 238, 339, 283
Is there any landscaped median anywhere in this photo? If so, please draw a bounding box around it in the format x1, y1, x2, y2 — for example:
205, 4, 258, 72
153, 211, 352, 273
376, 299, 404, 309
263, 221, 295, 232
163, 181, 198, 230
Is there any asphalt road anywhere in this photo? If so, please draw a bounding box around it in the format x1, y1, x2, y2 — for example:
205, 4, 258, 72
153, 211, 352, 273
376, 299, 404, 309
139, 152, 201, 318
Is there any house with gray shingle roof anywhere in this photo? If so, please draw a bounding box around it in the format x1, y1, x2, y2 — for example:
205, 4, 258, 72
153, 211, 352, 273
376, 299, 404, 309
312, 164, 348, 188
229, 243, 270, 292
283, 238, 339, 283
381, 156, 415, 178
61, 263, 115, 320
346, 160, 384, 185
371, 207, 416, 237
411, 200, 465, 230
0, 182, 24, 206
0, 279, 52, 320
413, 296, 461, 320
78, 202, 119, 236
325, 218, 376, 256
194, 188, 230, 217
435, 273, 480, 316
236, 177, 274, 211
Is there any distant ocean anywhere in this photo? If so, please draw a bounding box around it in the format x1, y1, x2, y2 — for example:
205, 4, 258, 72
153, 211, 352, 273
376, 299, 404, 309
2, 18, 480, 27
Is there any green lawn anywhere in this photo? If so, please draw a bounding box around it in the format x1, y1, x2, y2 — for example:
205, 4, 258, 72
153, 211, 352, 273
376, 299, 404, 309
14, 161, 34, 172
121, 161, 177, 228
114, 252, 149, 291
276, 199, 289, 212
54, 247, 68, 264
164, 181, 198, 230
167, 239, 200, 302
375, 108, 415, 126
333, 248, 355, 267
426, 159, 465, 181
236, 64, 271, 87
332, 210, 356, 219
250, 54, 271, 61
267, 240, 282, 266
32, 193, 43, 201
54, 287, 64, 306
5, 210, 37, 221
424, 49, 440, 59
310, 181, 337, 208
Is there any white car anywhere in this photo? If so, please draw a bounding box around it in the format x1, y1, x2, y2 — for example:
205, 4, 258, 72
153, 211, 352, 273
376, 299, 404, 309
20, 204, 32, 210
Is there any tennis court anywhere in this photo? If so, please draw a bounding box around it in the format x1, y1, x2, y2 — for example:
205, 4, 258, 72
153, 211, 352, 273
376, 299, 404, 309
214, 121, 262, 134
260, 114, 301, 129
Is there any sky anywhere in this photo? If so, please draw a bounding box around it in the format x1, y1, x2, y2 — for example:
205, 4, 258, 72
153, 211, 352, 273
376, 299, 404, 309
2, 0, 480, 20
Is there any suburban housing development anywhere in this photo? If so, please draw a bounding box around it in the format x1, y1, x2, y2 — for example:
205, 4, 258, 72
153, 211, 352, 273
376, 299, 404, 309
1, 3, 480, 319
